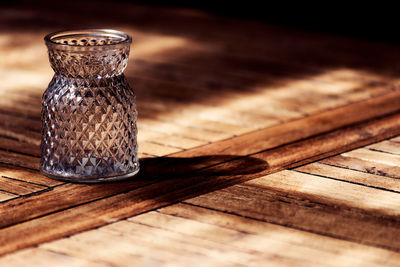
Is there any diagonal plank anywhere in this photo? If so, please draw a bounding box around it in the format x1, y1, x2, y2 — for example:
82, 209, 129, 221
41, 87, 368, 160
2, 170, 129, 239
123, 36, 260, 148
1, 103, 400, 255
163, 89, 400, 158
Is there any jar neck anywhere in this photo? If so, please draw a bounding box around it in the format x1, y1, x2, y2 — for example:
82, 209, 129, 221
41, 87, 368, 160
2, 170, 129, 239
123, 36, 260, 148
47, 47, 130, 78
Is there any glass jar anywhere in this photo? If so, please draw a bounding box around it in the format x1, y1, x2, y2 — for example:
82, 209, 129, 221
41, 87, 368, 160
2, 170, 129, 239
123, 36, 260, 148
40, 29, 139, 183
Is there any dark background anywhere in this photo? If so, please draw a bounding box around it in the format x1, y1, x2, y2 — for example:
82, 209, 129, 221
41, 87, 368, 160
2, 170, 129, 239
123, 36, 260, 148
1, 0, 398, 44
128, 1, 399, 44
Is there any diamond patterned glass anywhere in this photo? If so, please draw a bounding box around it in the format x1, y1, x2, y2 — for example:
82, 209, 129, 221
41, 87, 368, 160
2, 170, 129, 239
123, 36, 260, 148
40, 29, 139, 183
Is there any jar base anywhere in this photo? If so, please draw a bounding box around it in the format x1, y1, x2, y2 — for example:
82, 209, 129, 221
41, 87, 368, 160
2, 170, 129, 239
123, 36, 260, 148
40, 168, 140, 184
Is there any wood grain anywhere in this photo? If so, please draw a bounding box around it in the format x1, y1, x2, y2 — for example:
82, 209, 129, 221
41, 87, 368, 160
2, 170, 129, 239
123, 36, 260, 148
0, 87, 397, 217
158, 204, 400, 265
295, 163, 400, 192
343, 148, 400, 167
0, 150, 39, 170
185, 169, 400, 251
321, 154, 400, 179
0, 109, 399, 256
2, 1, 400, 264
0, 247, 103, 267
367, 140, 400, 155
0, 191, 17, 202
0, 163, 61, 187
0, 177, 46, 196
18, 203, 399, 266
175, 90, 400, 158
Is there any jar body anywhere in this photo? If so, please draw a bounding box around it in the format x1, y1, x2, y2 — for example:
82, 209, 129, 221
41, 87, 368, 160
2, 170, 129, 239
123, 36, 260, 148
40, 29, 139, 182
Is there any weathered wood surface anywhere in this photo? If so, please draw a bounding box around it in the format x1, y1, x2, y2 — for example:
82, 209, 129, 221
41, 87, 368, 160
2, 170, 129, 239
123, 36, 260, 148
1, 1, 400, 266
1, 110, 400, 257
3, 137, 400, 266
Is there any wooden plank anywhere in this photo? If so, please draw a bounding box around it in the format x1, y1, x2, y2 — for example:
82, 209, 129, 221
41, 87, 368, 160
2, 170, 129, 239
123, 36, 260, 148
137, 128, 208, 149
0, 94, 40, 111
0, 106, 40, 121
139, 119, 233, 142
0, 180, 150, 229
43, 221, 278, 266
0, 177, 46, 196
0, 109, 399, 255
41, 230, 163, 265
0, 150, 39, 170
0, 191, 17, 202
295, 162, 400, 192
40, 230, 165, 266
321, 155, 400, 179
342, 148, 400, 167
0, 113, 41, 132
390, 136, 400, 143
0, 99, 40, 115
0, 247, 105, 267
140, 101, 281, 129
185, 108, 280, 129
137, 128, 208, 151
0, 163, 61, 187
367, 140, 400, 155
137, 100, 261, 131
49, 224, 231, 265
0, 137, 40, 157
0, 127, 40, 147
145, 135, 207, 150
147, 114, 255, 136
139, 141, 182, 156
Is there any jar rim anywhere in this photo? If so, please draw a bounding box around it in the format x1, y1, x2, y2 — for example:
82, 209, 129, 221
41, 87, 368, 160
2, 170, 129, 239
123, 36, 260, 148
44, 29, 132, 50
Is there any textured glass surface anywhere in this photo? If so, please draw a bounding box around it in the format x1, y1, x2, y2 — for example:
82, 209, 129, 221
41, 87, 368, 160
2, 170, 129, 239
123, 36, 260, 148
40, 29, 139, 183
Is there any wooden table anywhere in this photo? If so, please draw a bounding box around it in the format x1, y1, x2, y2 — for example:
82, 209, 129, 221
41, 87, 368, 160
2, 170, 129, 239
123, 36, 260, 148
1, 1, 400, 266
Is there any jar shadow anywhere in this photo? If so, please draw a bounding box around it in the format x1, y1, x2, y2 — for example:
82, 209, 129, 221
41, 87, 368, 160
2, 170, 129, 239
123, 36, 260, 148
136, 155, 269, 181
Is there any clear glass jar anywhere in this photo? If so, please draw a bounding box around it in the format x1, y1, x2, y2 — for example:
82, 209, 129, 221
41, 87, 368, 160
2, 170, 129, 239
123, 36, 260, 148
40, 29, 139, 183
